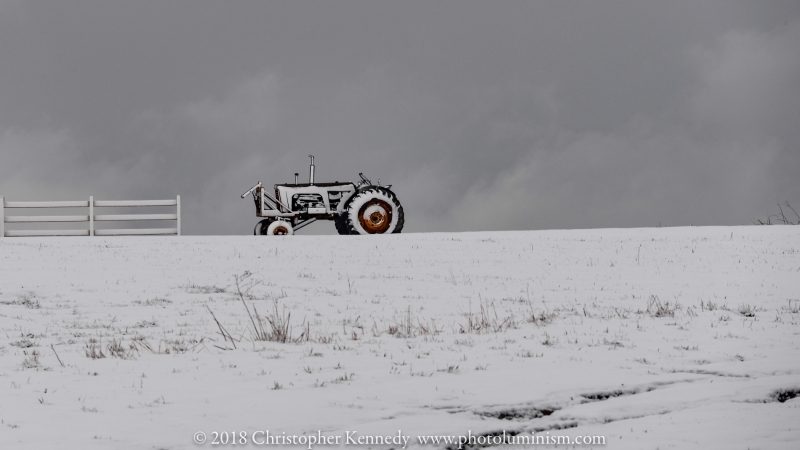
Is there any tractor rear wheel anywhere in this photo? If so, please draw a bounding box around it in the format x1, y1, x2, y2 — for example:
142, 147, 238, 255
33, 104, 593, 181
344, 187, 404, 235
334, 214, 350, 235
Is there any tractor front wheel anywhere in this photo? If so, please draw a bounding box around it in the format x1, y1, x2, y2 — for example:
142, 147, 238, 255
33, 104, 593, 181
266, 220, 294, 236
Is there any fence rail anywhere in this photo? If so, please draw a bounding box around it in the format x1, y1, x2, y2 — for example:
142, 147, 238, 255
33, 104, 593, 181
1, 196, 180, 237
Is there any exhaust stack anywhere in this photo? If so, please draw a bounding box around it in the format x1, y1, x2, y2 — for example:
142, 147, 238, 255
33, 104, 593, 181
308, 155, 315, 185
295, 173, 299, 185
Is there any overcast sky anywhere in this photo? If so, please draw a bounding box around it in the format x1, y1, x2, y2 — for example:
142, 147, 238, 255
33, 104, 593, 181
1, 1, 798, 234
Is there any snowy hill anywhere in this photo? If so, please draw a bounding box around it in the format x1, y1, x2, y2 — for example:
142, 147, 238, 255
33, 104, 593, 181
1, 226, 799, 449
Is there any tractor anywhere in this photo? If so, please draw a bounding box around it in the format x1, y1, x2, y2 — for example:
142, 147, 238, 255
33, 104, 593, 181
241, 156, 404, 236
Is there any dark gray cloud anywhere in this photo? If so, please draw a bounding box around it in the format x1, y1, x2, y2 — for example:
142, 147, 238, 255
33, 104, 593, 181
1, 1, 799, 234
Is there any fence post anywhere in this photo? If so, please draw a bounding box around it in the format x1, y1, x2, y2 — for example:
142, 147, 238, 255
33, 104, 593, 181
1, 196, 4, 238
176, 195, 181, 236
89, 196, 94, 236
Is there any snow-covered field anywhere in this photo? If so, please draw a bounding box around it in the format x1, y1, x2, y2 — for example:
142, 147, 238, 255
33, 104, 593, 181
1, 226, 799, 449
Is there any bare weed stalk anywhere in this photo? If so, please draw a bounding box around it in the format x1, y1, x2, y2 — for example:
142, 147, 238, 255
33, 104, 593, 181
206, 305, 237, 349
754, 202, 800, 225
50, 344, 65, 367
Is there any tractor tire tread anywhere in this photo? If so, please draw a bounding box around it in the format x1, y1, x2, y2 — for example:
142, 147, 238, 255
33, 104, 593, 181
344, 187, 404, 235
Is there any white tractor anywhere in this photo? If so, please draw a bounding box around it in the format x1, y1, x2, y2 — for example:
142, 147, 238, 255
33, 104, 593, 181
241, 156, 404, 236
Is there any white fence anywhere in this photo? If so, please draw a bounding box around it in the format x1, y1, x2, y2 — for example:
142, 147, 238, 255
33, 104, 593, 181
0, 196, 180, 237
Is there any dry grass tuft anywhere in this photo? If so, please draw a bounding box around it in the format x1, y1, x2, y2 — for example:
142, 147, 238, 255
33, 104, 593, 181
737, 303, 756, 317
374, 307, 443, 338
85, 339, 106, 359
22, 350, 41, 368
248, 300, 294, 343
459, 300, 516, 334
107, 338, 139, 359
185, 284, 227, 294
15, 293, 40, 309
235, 271, 297, 343
647, 295, 680, 317
133, 298, 172, 306
523, 287, 558, 325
